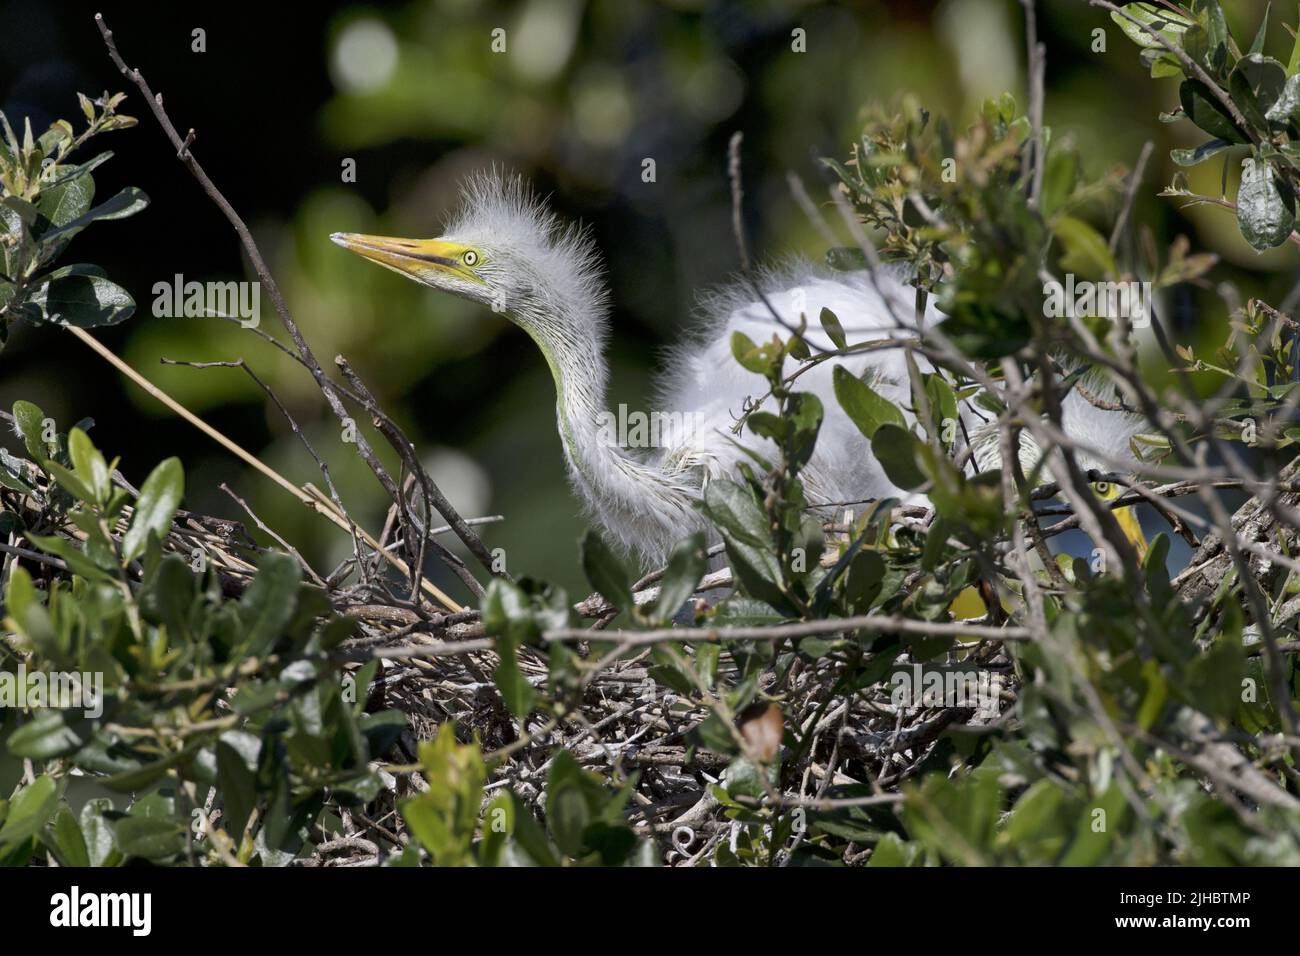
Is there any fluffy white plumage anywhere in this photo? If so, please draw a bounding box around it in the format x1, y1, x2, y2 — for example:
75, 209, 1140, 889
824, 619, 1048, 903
335, 173, 1143, 567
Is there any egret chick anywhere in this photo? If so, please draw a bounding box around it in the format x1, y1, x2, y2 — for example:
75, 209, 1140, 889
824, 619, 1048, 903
332, 173, 1146, 567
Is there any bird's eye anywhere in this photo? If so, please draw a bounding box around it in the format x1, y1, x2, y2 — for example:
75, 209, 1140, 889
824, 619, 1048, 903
462, 250, 479, 267
1094, 481, 1111, 497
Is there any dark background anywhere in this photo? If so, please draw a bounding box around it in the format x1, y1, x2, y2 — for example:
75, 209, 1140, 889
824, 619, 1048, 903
0, 0, 1283, 599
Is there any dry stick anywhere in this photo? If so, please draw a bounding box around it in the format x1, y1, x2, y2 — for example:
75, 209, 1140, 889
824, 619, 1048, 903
160, 354, 369, 586
1109, 140, 1154, 256
334, 355, 489, 598
94, 13, 490, 599
65, 326, 460, 610
545, 615, 1033, 646
0, 541, 68, 572
301, 482, 481, 599
726, 132, 822, 353
219, 482, 324, 587
358, 614, 1032, 662
1020, 0, 1047, 208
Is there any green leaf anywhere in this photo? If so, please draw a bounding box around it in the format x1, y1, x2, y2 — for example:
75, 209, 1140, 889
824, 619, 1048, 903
693, 641, 720, 688
1060, 784, 1129, 866
36, 186, 148, 249
723, 756, 768, 799
701, 478, 770, 547
923, 374, 959, 442
12, 400, 48, 460
112, 816, 185, 861
508, 791, 560, 866
1179, 79, 1248, 143
651, 533, 707, 621
22, 264, 136, 328
138, 554, 198, 639
871, 424, 927, 491
832, 365, 905, 439
35, 172, 94, 231
26, 533, 114, 582
1229, 54, 1287, 130
0, 200, 32, 282
1289, 3, 1300, 74
730, 331, 776, 377
1186, 627, 1246, 719
481, 577, 541, 644
7, 711, 88, 760
216, 739, 258, 840
1109, 2, 1193, 50
1267, 72, 1300, 123
546, 752, 591, 857
701, 479, 791, 611
79, 799, 120, 867
845, 549, 886, 613
580, 528, 633, 610
67, 427, 110, 504
1040, 145, 1081, 216
46, 806, 90, 868
1140, 47, 1184, 79
826, 247, 869, 271
122, 456, 183, 561
0, 776, 59, 849
0, 449, 34, 495
1196, 0, 1230, 72
493, 630, 536, 719
100, 748, 189, 792
39, 150, 112, 190
478, 791, 513, 866
236, 551, 302, 656
1170, 138, 1236, 166
3, 565, 57, 654
481, 579, 540, 718
42, 459, 95, 503
4, 562, 37, 624
0, 195, 37, 230
867, 832, 919, 867
819, 307, 848, 349
1051, 216, 1117, 277
1249, 5, 1271, 56
749, 391, 823, 473
1237, 154, 1296, 249
999, 779, 1067, 853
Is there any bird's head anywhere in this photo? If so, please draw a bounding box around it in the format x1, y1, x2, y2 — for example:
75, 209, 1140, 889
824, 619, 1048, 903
969, 371, 1150, 560
330, 173, 609, 346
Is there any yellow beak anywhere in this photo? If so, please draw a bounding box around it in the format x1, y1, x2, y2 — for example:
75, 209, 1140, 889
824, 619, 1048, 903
1112, 501, 1148, 562
329, 233, 482, 285
949, 485, 1149, 623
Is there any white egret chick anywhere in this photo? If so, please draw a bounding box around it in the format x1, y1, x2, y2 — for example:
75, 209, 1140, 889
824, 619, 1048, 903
332, 173, 1145, 567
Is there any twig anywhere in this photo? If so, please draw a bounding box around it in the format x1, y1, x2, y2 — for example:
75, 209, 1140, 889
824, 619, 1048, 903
94, 13, 486, 609
66, 325, 459, 610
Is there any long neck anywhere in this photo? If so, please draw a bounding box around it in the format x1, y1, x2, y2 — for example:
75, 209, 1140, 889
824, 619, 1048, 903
525, 312, 619, 491
519, 301, 689, 563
